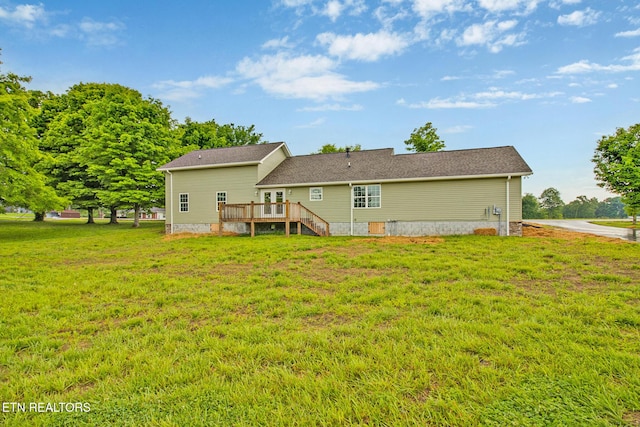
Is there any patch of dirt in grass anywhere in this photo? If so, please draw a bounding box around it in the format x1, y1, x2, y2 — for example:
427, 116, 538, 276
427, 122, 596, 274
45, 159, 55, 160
523, 223, 625, 243
623, 411, 640, 426
163, 231, 238, 241
361, 236, 444, 245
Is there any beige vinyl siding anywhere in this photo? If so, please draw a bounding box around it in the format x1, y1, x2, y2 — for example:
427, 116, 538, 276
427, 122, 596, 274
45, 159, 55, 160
284, 177, 523, 223
167, 165, 259, 224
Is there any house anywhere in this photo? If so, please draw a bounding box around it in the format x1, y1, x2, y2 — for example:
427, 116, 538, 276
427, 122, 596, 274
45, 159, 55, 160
157, 142, 532, 236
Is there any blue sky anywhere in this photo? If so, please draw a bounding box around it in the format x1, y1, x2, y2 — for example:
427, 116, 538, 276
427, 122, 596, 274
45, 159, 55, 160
2, 0, 639, 202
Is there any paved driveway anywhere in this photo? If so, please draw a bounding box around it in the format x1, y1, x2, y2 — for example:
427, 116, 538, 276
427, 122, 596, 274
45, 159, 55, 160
527, 220, 638, 242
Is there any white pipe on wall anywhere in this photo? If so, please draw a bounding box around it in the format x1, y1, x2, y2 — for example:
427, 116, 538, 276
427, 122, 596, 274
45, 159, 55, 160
167, 171, 174, 234
506, 175, 511, 237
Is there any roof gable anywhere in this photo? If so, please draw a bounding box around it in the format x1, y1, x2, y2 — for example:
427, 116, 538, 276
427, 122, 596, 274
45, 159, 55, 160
158, 142, 289, 171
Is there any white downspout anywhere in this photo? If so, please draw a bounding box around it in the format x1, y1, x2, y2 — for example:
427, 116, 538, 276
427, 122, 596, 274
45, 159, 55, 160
506, 175, 511, 237
349, 183, 353, 236
167, 171, 174, 234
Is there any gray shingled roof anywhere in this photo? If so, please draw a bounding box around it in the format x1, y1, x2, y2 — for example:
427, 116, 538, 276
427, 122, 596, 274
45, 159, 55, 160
158, 142, 287, 171
257, 146, 532, 186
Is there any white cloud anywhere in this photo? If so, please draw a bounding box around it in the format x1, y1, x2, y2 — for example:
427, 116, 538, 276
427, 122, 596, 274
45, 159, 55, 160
78, 18, 125, 46
298, 103, 363, 111
615, 28, 640, 38
405, 97, 496, 109
571, 96, 591, 103
153, 76, 234, 101
296, 118, 326, 128
236, 52, 379, 101
323, 0, 345, 21
262, 36, 295, 49
317, 30, 410, 61
457, 19, 525, 53
557, 8, 600, 27
474, 88, 563, 100
556, 48, 640, 74
0, 3, 46, 28
411, 0, 467, 18
478, 0, 540, 14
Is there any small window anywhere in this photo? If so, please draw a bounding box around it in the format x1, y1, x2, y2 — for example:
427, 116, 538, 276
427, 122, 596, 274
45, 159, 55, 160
309, 187, 323, 201
353, 184, 381, 208
179, 193, 189, 212
216, 191, 227, 211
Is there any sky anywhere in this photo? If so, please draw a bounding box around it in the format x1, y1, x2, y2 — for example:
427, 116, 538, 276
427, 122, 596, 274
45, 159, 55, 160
1, 0, 639, 202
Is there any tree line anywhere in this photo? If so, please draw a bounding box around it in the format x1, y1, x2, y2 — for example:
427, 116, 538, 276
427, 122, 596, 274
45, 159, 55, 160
523, 189, 629, 220
1, 62, 264, 226
2, 54, 638, 226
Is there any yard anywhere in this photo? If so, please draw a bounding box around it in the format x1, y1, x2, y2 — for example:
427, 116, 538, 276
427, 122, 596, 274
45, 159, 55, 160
0, 218, 639, 426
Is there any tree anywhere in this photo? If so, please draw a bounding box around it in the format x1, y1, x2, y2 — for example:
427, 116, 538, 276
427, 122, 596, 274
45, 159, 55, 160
522, 193, 541, 219
595, 197, 627, 218
539, 188, 564, 219
176, 118, 265, 151
39, 83, 176, 227
0, 62, 64, 216
78, 84, 176, 227
404, 122, 445, 152
313, 144, 362, 154
563, 195, 598, 219
593, 123, 640, 224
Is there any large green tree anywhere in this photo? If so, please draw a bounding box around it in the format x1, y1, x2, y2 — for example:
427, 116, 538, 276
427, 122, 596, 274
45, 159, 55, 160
176, 117, 264, 151
80, 84, 175, 227
39, 83, 176, 226
404, 122, 445, 152
522, 193, 541, 219
0, 67, 63, 216
539, 187, 564, 219
593, 123, 640, 224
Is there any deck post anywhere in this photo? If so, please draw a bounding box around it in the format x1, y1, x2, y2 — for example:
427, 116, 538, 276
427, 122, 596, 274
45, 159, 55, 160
218, 202, 223, 237
250, 201, 255, 237
285, 201, 290, 237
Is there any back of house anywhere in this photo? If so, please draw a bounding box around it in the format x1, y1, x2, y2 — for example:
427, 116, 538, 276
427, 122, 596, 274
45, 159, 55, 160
157, 142, 532, 236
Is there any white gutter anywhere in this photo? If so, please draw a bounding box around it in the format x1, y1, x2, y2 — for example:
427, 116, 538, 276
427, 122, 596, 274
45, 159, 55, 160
506, 175, 511, 237
157, 160, 262, 172
167, 171, 174, 234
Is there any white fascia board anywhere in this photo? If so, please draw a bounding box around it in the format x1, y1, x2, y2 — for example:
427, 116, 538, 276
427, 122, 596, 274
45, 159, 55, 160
256, 172, 533, 188
157, 161, 261, 172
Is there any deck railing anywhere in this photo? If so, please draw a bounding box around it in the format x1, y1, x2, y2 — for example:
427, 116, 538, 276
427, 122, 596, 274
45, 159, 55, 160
219, 201, 329, 236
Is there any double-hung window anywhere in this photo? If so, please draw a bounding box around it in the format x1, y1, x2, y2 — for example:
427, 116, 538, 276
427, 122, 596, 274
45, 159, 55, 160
179, 193, 189, 212
309, 187, 323, 201
216, 191, 227, 211
353, 184, 381, 208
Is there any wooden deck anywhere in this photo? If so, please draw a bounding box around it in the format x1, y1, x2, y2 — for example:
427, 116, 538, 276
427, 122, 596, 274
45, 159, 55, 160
218, 201, 330, 237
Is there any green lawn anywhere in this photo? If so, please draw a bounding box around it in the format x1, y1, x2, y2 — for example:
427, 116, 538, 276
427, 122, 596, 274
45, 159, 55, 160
590, 220, 638, 229
1, 219, 639, 426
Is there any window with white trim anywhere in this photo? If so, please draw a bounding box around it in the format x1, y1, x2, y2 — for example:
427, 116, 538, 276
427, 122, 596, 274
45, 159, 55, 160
353, 184, 381, 208
179, 193, 189, 212
309, 187, 323, 201
216, 191, 227, 211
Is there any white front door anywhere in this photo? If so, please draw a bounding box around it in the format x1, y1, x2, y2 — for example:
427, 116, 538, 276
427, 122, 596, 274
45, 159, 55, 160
261, 189, 285, 217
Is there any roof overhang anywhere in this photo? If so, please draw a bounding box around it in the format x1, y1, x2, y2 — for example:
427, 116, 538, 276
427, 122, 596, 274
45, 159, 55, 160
256, 171, 533, 188
157, 160, 262, 172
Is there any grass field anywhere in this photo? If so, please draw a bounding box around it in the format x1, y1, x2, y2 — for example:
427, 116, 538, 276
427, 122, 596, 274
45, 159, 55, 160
1, 219, 639, 426
591, 220, 639, 229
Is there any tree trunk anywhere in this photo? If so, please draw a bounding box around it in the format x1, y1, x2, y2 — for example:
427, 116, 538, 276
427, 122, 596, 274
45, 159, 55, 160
33, 212, 45, 222
132, 204, 140, 228
87, 207, 95, 224
109, 207, 118, 224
